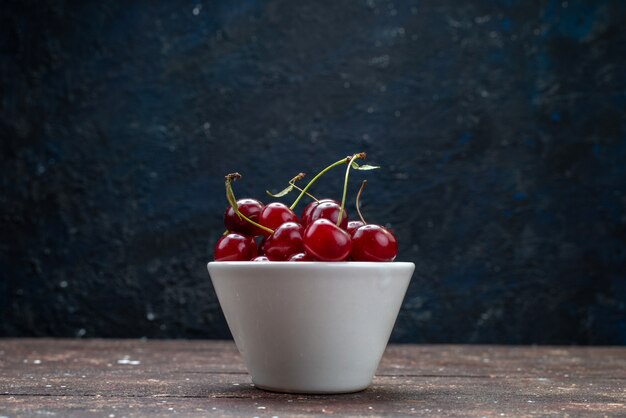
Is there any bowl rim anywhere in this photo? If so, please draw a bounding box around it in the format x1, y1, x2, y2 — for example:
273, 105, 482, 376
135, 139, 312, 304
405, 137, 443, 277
208, 261, 415, 269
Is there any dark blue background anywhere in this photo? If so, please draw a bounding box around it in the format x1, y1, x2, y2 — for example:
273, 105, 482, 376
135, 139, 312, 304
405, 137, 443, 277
1, 0, 625, 344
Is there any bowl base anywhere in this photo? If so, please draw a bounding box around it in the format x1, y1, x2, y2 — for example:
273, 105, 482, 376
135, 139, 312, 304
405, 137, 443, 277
253, 382, 370, 395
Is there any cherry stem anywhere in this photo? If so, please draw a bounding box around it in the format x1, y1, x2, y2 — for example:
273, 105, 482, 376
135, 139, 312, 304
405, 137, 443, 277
287, 173, 319, 202
289, 172, 306, 184
337, 152, 366, 226
289, 156, 352, 210
356, 180, 367, 224
292, 184, 319, 202
225, 173, 274, 235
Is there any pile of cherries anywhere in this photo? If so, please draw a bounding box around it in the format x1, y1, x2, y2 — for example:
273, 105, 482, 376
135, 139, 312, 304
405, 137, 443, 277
213, 153, 398, 262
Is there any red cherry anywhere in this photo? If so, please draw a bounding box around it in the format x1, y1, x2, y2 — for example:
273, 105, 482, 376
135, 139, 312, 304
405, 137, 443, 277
264, 222, 304, 261
288, 252, 313, 261
214, 233, 258, 261
347, 220, 365, 235
308, 201, 348, 230
351, 224, 398, 262
258, 202, 298, 236
303, 219, 352, 261
301, 198, 338, 227
224, 198, 265, 236
252, 256, 269, 261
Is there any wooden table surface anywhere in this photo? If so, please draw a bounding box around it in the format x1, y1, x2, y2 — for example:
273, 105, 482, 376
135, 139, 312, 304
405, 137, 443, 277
0, 339, 624, 417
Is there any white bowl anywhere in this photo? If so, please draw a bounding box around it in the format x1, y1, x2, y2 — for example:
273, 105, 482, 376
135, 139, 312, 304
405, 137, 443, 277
207, 261, 414, 394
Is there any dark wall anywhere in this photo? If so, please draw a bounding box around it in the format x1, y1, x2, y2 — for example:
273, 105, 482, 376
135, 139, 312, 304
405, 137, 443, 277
1, 0, 625, 344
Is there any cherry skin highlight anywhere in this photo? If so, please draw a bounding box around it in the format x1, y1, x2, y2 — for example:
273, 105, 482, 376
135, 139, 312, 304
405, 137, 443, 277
347, 220, 365, 235
258, 202, 298, 236
224, 198, 264, 236
288, 252, 314, 261
214, 233, 258, 261
252, 256, 269, 261
301, 198, 338, 227
303, 219, 352, 261
350, 224, 398, 262
308, 201, 349, 230
264, 222, 304, 261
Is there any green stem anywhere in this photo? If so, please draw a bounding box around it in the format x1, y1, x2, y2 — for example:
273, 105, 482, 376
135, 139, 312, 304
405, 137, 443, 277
225, 173, 274, 235
355, 180, 367, 224
287, 173, 319, 201
289, 157, 351, 210
291, 184, 319, 202
337, 153, 366, 226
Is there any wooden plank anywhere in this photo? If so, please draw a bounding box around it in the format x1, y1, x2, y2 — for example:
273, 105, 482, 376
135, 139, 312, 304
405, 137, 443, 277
0, 339, 624, 417
380, 344, 626, 379
2, 339, 624, 379
2, 376, 625, 417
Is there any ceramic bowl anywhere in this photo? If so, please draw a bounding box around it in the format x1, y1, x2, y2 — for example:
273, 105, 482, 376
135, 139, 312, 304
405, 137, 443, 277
207, 261, 414, 394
